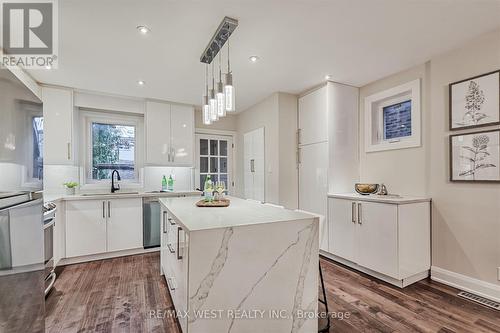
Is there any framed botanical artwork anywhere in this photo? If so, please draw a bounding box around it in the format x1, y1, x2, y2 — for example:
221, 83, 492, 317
449, 70, 500, 130
450, 129, 500, 182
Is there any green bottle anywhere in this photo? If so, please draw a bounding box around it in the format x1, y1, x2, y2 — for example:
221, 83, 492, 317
167, 174, 174, 191
204, 175, 213, 201
161, 175, 167, 192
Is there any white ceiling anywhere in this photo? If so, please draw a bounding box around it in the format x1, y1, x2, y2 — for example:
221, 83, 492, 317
28, 0, 500, 111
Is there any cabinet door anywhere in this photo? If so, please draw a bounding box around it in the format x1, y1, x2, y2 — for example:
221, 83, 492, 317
160, 208, 168, 275
170, 225, 189, 333
145, 101, 171, 165
298, 86, 327, 145
107, 198, 143, 252
66, 200, 106, 257
356, 202, 399, 278
43, 87, 74, 165
170, 104, 194, 166
328, 198, 357, 262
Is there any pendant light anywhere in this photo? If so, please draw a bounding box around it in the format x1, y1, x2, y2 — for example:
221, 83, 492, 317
216, 52, 226, 117
202, 64, 211, 125
224, 39, 235, 112
209, 61, 218, 121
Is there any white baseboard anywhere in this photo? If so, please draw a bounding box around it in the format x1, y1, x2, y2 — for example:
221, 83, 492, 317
320, 251, 428, 288
58, 247, 160, 266
431, 266, 500, 303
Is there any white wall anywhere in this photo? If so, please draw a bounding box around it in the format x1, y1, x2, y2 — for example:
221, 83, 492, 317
359, 63, 430, 196
428, 28, 500, 286
359, 28, 500, 287
235, 92, 298, 208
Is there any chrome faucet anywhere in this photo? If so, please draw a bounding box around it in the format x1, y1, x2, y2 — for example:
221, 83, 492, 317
111, 170, 121, 193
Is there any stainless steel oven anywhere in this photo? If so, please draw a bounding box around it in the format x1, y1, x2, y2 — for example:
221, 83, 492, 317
43, 203, 56, 295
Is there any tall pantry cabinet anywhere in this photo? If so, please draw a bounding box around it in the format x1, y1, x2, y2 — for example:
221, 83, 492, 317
298, 82, 359, 251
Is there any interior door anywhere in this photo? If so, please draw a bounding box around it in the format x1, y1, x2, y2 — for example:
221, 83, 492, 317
329, 198, 357, 262
65, 200, 106, 257
243, 127, 265, 201
195, 134, 233, 193
356, 201, 399, 278
107, 198, 143, 252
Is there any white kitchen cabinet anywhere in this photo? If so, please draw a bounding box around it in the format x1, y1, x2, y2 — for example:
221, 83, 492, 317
106, 198, 143, 252
160, 209, 188, 332
145, 101, 194, 166
66, 198, 143, 258
243, 127, 265, 201
356, 201, 398, 278
298, 86, 328, 145
43, 86, 74, 165
65, 199, 107, 257
328, 197, 357, 262
170, 104, 194, 165
327, 195, 430, 287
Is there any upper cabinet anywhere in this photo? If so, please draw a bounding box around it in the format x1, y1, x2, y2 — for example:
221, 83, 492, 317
43, 86, 74, 165
298, 86, 328, 145
145, 101, 194, 166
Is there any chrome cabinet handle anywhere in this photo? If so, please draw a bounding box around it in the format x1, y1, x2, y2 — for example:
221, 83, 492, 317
351, 202, 356, 223
166, 277, 176, 291
297, 149, 301, 165
102, 201, 105, 219
67, 143, 71, 160
108, 201, 111, 218
177, 227, 183, 260
250, 159, 255, 172
297, 128, 302, 145
357, 203, 362, 225
171, 147, 175, 162
162, 211, 167, 233
168, 217, 176, 226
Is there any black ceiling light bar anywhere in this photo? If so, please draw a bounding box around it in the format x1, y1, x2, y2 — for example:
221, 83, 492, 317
200, 16, 238, 64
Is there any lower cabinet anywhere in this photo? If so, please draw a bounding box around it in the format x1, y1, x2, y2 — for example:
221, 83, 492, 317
160, 208, 189, 332
66, 198, 143, 258
328, 196, 430, 287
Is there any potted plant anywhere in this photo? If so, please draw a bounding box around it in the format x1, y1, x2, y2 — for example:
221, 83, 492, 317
63, 182, 79, 195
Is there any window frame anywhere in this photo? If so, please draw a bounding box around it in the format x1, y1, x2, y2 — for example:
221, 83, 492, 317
20, 101, 44, 188
79, 109, 144, 188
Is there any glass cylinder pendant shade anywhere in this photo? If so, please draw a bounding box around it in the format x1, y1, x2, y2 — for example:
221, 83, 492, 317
209, 88, 218, 121
216, 81, 226, 117
202, 95, 211, 125
224, 72, 235, 112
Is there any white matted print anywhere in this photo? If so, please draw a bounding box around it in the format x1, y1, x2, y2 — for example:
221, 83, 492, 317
449, 70, 500, 130
450, 129, 500, 182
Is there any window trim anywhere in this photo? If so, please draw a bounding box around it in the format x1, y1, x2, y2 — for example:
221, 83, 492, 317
79, 109, 144, 188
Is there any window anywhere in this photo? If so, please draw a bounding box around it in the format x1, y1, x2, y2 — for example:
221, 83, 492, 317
195, 134, 233, 193
81, 110, 143, 185
383, 100, 412, 140
91, 122, 136, 180
31, 116, 44, 180
364, 79, 421, 152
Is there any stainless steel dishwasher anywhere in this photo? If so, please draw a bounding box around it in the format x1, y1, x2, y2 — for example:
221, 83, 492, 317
143, 197, 160, 248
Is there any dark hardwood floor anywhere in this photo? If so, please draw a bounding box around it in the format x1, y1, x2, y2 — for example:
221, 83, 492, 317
45, 252, 500, 333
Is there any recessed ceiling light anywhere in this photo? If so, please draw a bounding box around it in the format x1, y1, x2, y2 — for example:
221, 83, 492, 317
137, 80, 145, 86
325, 74, 332, 80
249, 55, 259, 63
136, 25, 151, 34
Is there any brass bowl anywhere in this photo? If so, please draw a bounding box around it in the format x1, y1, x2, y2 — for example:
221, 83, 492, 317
355, 183, 379, 195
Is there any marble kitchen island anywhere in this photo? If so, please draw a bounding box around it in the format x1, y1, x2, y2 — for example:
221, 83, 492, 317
159, 196, 319, 333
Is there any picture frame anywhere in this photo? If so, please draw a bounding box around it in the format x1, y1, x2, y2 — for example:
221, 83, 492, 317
449, 70, 500, 131
449, 129, 500, 183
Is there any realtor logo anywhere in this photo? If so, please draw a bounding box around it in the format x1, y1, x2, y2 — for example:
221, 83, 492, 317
1, 0, 58, 68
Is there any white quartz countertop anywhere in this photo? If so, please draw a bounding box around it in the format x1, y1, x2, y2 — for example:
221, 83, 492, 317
44, 190, 202, 203
159, 196, 316, 232
328, 193, 431, 204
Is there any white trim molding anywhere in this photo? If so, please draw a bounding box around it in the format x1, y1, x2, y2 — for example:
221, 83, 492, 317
364, 78, 421, 152
431, 266, 500, 303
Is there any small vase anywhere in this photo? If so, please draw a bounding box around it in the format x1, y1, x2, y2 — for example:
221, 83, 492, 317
65, 187, 75, 195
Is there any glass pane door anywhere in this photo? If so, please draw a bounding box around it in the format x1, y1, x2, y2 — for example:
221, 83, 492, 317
196, 134, 233, 194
